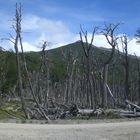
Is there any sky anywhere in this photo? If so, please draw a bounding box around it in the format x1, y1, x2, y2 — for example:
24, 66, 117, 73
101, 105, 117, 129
0, 0, 140, 55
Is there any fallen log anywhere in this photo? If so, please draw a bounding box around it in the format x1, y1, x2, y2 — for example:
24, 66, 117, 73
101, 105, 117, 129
119, 110, 134, 114
78, 109, 94, 116
120, 112, 140, 117
107, 108, 140, 118
106, 83, 116, 102
125, 100, 140, 111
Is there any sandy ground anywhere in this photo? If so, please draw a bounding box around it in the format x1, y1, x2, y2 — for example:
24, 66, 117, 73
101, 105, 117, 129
0, 121, 140, 140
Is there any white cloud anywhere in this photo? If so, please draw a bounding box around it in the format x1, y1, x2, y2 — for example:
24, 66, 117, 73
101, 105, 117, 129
79, 33, 140, 56
21, 15, 77, 50
93, 35, 110, 48
21, 31, 140, 56
22, 42, 40, 52
0, 14, 77, 51
128, 38, 140, 56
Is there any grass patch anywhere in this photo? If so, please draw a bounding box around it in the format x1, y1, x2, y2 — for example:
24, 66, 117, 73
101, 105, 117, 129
0, 101, 25, 120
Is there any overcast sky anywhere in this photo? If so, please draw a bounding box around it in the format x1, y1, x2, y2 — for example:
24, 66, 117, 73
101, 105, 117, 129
0, 0, 140, 55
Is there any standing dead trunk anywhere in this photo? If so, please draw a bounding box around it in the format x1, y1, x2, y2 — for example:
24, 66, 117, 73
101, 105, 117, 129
134, 54, 140, 105
135, 29, 140, 105
62, 49, 77, 104
121, 36, 130, 100
19, 35, 50, 121
69, 59, 77, 102
80, 26, 97, 109
101, 23, 120, 108
102, 64, 108, 108
12, 4, 50, 121
13, 3, 29, 119
40, 42, 50, 108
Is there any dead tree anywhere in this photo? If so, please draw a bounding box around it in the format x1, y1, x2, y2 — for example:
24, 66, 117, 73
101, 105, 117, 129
11, 3, 50, 121
120, 36, 130, 100
101, 23, 120, 108
135, 29, 140, 104
62, 49, 77, 104
12, 3, 29, 118
39, 41, 50, 108
79, 26, 97, 109
20, 38, 50, 121
135, 28, 140, 43
0, 49, 7, 95
134, 54, 140, 105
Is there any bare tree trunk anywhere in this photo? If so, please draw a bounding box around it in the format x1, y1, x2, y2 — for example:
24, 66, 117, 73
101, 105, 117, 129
14, 3, 29, 119
124, 50, 130, 100
80, 26, 97, 109
121, 36, 130, 100
19, 35, 50, 121
138, 73, 140, 105
102, 64, 108, 108
135, 54, 140, 105
101, 23, 120, 108
64, 79, 68, 103
13, 5, 50, 121
89, 74, 95, 109
40, 42, 50, 108
69, 59, 77, 102
62, 49, 77, 104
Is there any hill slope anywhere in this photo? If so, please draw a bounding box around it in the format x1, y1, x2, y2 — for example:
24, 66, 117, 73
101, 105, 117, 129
0, 41, 138, 93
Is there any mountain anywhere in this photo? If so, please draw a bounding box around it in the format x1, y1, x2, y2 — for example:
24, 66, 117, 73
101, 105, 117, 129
0, 41, 139, 94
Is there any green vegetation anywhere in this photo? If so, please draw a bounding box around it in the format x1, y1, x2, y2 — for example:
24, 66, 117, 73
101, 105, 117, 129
0, 100, 24, 120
